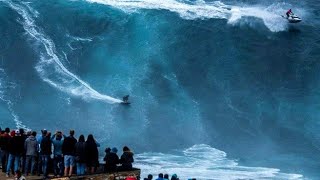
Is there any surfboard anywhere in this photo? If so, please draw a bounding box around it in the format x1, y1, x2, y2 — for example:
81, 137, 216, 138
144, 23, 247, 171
121, 102, 131, 105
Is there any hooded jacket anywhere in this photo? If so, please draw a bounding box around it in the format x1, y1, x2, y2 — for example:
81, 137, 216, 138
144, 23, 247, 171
25, 135, 38, 156
51, 135, 64, 156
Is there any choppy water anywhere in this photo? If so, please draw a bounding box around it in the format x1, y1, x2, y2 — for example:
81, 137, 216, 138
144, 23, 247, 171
0, 0, 319, 179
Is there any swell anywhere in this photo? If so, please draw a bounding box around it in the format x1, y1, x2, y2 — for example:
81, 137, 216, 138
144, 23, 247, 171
2, 0, 122, 104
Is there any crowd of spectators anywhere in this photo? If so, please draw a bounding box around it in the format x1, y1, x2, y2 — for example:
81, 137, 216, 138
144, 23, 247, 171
143, 173, 179, 180
0, 127, 135, 179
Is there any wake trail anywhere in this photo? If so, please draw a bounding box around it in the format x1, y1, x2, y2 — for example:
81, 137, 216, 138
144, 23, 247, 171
2, 0, 122, 104
84, 0, 304, 32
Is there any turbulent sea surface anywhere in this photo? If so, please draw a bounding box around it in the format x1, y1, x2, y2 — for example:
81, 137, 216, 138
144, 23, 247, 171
1, 0, 320, 179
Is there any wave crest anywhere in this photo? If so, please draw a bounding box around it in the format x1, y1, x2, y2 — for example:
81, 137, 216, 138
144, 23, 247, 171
84, 0, 305, 32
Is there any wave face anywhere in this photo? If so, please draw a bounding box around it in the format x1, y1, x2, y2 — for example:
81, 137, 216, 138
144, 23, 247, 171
1, 0, 320, 179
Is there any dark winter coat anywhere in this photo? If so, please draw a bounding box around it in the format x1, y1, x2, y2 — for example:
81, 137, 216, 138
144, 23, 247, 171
105, 152, 119, 171
8, 135, 25, 156
62, 136, 77, 156
40, 136, 52, 155
0, 134, 11, 151
120, 151, 134, 169
85, 141, 98, 167
74, 142, 86, 163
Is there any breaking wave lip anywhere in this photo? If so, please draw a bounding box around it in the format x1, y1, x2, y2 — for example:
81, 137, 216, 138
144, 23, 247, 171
3, 0, 122, 104
0, 68, 30, 131
135, 144, 303, 180
84, 0, 306, 32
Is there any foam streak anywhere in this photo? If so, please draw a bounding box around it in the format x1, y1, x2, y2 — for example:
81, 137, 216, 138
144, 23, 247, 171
0, 68, 30, 130
3, 0, 122, 104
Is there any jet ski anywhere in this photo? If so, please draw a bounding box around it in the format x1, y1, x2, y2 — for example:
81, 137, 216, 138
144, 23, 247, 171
282, 13, 302, 23
121, 95, 131, 105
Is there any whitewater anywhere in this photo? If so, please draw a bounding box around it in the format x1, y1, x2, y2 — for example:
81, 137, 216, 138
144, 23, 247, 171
85, 0, 306, 32
135, 144, 304, 179
0, 0, 319, 179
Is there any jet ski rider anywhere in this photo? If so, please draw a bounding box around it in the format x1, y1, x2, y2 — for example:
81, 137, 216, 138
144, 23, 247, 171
286, 9, 292, 17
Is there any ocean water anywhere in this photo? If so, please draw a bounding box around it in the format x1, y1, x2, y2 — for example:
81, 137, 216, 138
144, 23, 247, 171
0, 0, 319, 179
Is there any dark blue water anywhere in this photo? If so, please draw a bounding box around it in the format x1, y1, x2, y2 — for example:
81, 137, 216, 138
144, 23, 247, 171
0, 0, 319, 179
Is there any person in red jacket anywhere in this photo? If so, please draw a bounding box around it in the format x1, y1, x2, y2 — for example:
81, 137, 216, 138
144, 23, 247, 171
125, 174, 137, 180
286, 9, 292, 17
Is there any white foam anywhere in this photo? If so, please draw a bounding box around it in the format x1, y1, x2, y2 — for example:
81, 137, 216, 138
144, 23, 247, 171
135, 144, 303, 180
68, 35, 93, 42
84, 0, 304, 32
228, 5, 288, 32
3, 0, 122, 104
0, 68, 30, 131
85, 0, 230, 19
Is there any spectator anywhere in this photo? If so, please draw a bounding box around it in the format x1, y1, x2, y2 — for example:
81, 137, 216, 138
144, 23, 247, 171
40, 132, 52, 179
62, 130, 77, 177
0, 127, 10, 173
75, 135, 86, 175
24, 131, 38, 175
19, 128, 27, 173
144, 174, 153, 180
105, 147, 119, 172
0, 130, 2, 167
85, 134, 98, 174
103, 147, 111, 172
51, 131, 65, 177
6, 130, 24, 177
171, 174, 179, 180
164, 174, 169, 180
155, 173, 164, 180
0, 129, 3, 169
119, 146, 134, 171
103, 147, 111, 162
36, 129, 47, 176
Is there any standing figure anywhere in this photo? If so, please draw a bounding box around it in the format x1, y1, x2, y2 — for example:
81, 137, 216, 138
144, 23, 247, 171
85, 134, 98, 174
62, 130, 77, 177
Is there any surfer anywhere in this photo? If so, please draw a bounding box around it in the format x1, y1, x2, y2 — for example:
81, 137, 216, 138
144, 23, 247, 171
122, 95, 129, 103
